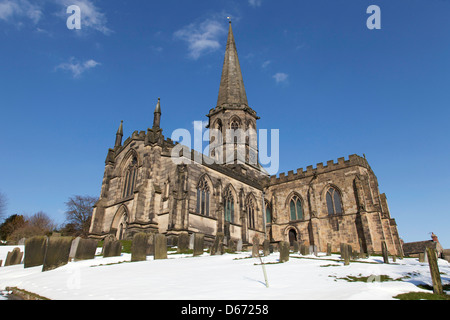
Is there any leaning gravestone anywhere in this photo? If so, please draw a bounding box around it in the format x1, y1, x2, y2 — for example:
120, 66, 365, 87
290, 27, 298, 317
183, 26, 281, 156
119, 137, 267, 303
69, 237, 98, 261
42, 237, 73, 272
279, 241, 290, 263
177, 232, 190, 254
211, 232, 224, 256
154, 234, 168, 260
5, 247, 23, 266
24, 236, 48, 268
131, 233, 150, 262
193, 233, 205, 257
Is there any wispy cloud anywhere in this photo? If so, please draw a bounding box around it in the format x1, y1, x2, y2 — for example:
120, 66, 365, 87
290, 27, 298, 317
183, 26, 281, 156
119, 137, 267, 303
55, 0, 112, 35
273, 72, 289, 84
0, 0, 43, 25
55, 58, 101, 78
262, 60, 271, 69
248, 0, 263, 7
174, 18, 227, 60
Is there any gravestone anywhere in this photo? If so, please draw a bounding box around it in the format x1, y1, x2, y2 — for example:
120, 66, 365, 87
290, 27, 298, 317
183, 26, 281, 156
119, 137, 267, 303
342, 244, 350, 266
228, 239, 236, 253
419, 252, 425, 263
252, 235, 260, 258
300, 244, 308, 256
193, 233, 204, 257
131, 233, 150, 262
381, 241, 389, 264
103, 239, 122, 258
5, 247, 23, 266
279, 241, 290, 263
292, 241, 299, 253
236, 239, 243, 252
69, 237, 98, 261
154, 234, 168, 260
24, 236, 48, 268
426, 247, 443, 295
326, 243, 332, 256
211, 232, 224, 256
263, 240, 270, 256
177, 232, 190, 254
42, 237, 73, 272
189, 233, 195, 250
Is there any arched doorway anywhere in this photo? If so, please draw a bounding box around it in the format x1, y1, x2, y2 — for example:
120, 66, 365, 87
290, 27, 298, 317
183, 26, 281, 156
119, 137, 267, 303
111, 206, 128, 240
288, 229, 298, 246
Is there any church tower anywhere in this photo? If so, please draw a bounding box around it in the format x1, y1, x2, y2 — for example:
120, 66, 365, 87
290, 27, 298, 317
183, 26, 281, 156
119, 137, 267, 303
207, 21, 260, 170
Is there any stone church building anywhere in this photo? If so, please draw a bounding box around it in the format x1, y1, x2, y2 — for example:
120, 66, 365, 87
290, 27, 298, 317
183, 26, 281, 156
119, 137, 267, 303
88, 22, 403, 256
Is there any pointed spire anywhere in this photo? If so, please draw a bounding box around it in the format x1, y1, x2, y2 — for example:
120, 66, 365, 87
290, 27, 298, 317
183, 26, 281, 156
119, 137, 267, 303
115, 120, 123, 148
153, 97, 161, 129
216, 21, 249, 108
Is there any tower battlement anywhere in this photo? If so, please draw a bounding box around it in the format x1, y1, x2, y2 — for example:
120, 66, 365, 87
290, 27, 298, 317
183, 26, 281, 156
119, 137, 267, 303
268, 154, 371, 185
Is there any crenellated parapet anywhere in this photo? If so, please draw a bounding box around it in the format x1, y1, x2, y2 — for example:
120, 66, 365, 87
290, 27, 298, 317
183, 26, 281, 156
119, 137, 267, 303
266, 154, 372, 187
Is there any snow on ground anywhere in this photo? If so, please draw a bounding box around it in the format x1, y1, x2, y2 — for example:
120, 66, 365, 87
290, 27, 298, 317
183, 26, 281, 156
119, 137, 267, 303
0, 245, 449, 300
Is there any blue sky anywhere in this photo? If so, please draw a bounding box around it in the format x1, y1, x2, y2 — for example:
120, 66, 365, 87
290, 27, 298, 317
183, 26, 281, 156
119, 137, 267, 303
0, 0, 449, 247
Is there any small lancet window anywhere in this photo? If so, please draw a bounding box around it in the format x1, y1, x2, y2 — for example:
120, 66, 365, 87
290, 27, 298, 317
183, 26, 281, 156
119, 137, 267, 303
326, 187, 343, 215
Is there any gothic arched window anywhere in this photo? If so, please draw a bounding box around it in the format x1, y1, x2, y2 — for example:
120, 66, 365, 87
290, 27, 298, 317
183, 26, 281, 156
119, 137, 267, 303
326, 187, 343, 215
196, 177, 210, 216
289, 195, 303, 221
247, 197, 256, 229
122, 157, 138, 198
224, 188, 235, 223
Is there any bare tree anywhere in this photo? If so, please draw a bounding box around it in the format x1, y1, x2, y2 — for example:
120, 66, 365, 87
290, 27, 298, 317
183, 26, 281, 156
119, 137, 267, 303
65, 195, 97, 237
8, 212, 55, 243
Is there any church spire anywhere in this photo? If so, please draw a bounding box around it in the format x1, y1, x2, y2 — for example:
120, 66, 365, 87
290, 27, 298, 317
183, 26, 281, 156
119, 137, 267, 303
216, 21, 249, 108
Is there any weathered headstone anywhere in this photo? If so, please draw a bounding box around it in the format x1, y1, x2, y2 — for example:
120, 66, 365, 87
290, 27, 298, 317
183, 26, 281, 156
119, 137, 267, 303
177, 232, 190, 254
154, 234, 168, 260
103, 239, 122, 258
419, 252, 425, 263
359, 239, 366, 259
189, 233, 195, 250
18, 238, 26, 245
211, 232, 224, 256
236, 239, 243, 252
292, 241, 299, 253
279, 241, 290, 263
24, 236, 48, 268
69, 237, 98, 261
228, 239, 236, 253
131, 233, 150, 262
42, 237, 73, 272
263, 240, 270, 256
252, 235, 260, 258
342, 244, 350, 266
5, 247, 23, 266
381, 241, 389, 264
193, 233, 204, 256
300, 244, 308, 256
426, 247, 443, 295
326, 243, 332, 256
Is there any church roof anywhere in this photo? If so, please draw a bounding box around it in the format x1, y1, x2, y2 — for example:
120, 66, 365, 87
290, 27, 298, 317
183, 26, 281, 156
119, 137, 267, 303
216, 22, 249, 109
